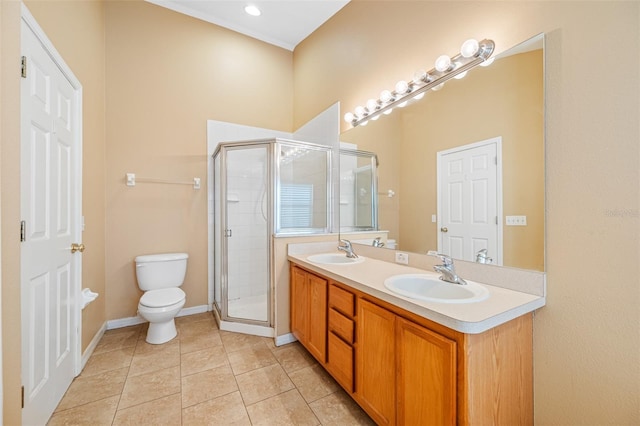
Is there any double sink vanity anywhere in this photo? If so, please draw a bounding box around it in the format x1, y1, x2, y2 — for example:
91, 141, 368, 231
288, 241, 545, 425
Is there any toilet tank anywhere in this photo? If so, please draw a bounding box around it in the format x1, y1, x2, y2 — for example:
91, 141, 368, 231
135, 253, 188, 291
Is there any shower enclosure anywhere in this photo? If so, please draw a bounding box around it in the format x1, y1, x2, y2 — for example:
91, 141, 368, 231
212, 139, 332, 335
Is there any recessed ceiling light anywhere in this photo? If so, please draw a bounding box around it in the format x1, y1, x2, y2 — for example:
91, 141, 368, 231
244, 4, 261, 17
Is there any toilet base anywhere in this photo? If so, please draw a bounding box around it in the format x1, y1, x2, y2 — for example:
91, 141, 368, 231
145, 319, 178, 344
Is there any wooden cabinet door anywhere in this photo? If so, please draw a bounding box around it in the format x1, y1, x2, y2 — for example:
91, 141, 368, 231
396, 317, 456, 426
290, 266, 309, 343
306, 272, 327, 362
356, 299, 396, 426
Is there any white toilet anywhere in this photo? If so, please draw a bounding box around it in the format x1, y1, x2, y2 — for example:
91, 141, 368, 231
135, 252, 188, 344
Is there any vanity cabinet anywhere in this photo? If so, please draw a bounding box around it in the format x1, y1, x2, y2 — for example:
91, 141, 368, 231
289, 262, 533, 426
290, 265, 327, 362
355, 299, 456, 425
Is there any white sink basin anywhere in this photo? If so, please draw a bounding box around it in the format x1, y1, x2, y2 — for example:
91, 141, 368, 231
307, 253, 365, 265
384, 274, 489, 304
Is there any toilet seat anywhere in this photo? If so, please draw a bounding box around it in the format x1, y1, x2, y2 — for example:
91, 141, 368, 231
140, 288, 185, 308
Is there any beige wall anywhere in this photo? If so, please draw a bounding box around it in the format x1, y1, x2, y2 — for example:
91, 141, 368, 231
295, 1, 639, 424
104, 1, 292, 320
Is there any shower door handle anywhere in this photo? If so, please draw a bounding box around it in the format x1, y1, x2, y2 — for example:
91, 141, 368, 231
225, 229, 232, 237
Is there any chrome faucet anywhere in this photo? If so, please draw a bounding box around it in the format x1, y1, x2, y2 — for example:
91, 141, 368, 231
429, 252, 467, 285
372, 237, 385, 248
338, 239, 358, 258
475, 249, 493, 264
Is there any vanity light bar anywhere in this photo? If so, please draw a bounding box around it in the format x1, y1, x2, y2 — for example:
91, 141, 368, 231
345, 38, 495, 127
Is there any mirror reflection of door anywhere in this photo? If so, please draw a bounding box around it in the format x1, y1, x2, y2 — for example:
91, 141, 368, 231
355, 165, 373, 228
437, 137, 503, 265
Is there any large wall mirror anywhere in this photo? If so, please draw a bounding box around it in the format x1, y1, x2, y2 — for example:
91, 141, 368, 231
340, 34, 545, 272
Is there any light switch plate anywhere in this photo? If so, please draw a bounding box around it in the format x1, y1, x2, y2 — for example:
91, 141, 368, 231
506, 215, 527, 226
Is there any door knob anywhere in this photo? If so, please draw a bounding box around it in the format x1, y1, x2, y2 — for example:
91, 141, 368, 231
440, 227, 448, 233
71, 243, 85, 253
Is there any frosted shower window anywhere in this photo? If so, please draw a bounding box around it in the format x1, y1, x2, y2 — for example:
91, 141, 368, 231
276, 143, 330, 234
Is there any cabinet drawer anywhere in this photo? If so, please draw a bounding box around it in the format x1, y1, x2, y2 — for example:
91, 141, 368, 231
329, 284, 355, 317
329, 308, 354, 343
327, 331, 354, 392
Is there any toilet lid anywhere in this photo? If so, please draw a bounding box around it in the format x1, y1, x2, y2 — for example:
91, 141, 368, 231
140, 288, 185, 308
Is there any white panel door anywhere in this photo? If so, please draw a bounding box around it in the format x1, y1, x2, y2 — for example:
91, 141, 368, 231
437, 138, 502, 264
20, 18, 81, 425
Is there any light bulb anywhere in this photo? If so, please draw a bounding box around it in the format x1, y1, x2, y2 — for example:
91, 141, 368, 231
366, 99, 378, 113
454, 70, 468, 80
435, 55, 452, 72
398, 101, 408, 108
480, 57, 495, 67
371, 114, 380, 121
354, 106, 366, 118
360, 120, 369, 126
395, 80, 409, 95
432, 83, 445, 91
413, 69, 427, 84
460, 39, 480, 58
412, 92, 425, 100
344, 112, 354, 123
383, 108, 393, 115
380, 90, 393, 104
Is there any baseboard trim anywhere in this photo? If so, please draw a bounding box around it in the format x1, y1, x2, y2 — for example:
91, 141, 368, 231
81, 322, 107, 370
218, 320, 275, 338
275, 333, 297, 347
106, 305, 210, 330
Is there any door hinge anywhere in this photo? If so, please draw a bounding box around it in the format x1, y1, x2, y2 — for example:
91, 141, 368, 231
20, 220, 26, 242
21, 386, 24, 408
21, 56, 27, 78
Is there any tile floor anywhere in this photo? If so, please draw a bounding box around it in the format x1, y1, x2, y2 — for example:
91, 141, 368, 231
48, 312, 375, 425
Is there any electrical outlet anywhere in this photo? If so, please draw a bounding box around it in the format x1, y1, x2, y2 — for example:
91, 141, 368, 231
395, 252, 409, 265
506, 215, 527, 226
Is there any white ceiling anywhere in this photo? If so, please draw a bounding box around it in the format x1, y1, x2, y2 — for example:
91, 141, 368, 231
146, 0, 350, 51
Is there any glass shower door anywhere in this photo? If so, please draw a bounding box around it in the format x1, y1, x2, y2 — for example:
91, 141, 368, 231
224, 145, 270, 324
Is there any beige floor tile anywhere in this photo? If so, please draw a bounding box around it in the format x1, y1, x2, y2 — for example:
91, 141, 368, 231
309, 390, 375, 425
55, 368, 128, 412
289, 364, 340, 403
177, 316, 217, 338
182, 391, 251, 426
181, 364, 238, 408
129, 340, 180, 377
180, 329, 223, 354
175, 312, 215, 326
93, 327, 140, 355
113, 393, 182, 426
246, 389, 319, 426
181, 345, 229, 376
220, 330, 272, 353
119, 366, 181, 409
228, 342, 278, 375
48, 395, 119, 426
81, 346, 134, 377
272, 342, 318, 374
236, 363, 294, 405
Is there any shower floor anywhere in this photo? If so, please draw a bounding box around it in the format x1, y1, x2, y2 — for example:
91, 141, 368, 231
227, 293, 268, 323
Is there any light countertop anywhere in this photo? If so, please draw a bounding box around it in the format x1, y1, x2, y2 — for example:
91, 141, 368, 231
288, 250, 545, 334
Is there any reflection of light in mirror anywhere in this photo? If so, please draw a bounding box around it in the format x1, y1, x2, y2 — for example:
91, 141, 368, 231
454, 70, 468, 80
398, 101, 408, 108
413, 92, 425, 100
344, 112, 354, 122
432, 83, 445, 91
480, 57, 495, 67
383, 108, 393, 115
355, 105, 365, 118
